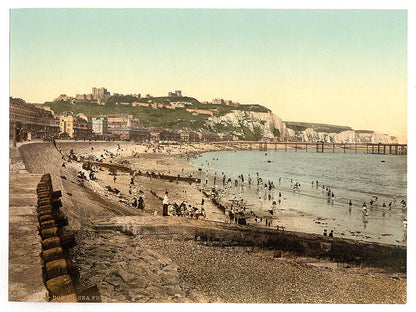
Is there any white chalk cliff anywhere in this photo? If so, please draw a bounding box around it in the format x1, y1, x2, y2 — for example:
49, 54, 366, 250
204, 108, 397, 143
206, 110, 290, 139
298, 128, 398, 144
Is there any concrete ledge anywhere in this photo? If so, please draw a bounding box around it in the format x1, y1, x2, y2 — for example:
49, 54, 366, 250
9, 172, 48, 302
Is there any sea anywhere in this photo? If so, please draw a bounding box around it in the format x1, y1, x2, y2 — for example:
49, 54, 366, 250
190, 149, 407, 246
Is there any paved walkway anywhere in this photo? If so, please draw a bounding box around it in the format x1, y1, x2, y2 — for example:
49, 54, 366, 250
9, 146, 48, 302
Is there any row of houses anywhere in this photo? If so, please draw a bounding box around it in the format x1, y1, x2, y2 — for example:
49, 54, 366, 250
87, 116, 234, 143
119, 129, 234, 143
9, 99, 235, 143
58, 113, 145, 140
10, 98, 60, 140
117, 101, 191, 110
202, 99, 240, 107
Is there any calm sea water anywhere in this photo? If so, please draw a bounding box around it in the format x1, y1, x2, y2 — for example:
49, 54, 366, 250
191, 149, 407, 245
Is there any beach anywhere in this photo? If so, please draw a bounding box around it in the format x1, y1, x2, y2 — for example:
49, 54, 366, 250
13, 140, 407, 303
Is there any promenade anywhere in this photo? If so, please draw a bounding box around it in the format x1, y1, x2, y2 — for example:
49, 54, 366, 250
9, 146, 48, 301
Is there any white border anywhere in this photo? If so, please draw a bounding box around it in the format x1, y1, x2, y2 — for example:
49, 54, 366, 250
2, 2, 414, 312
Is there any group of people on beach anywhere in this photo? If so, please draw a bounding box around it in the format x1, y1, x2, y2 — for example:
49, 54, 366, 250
161, 192, 207, 219
56, 141, 407, 244
196, 155, 408, 239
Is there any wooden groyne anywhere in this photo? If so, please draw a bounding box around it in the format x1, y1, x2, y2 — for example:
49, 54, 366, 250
36, 174, 101, 302
82, 161, 201, 184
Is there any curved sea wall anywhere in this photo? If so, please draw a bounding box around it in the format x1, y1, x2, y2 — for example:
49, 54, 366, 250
18, 141, 139, 230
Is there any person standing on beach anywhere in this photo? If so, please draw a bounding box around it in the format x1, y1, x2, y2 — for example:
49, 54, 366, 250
163, 192, 169, 216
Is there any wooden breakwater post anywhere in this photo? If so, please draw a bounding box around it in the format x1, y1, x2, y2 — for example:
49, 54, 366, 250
37, 174, 101, 302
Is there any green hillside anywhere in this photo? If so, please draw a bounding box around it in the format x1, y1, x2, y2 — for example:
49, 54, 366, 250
43, 97, 270, 132
45, 101, 206, 130
285, 121, 352, 134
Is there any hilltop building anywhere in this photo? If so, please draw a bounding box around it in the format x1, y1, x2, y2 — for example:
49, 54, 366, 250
211, 98, 225, 105
186, 108, 213, 116
92, 87, 111, 101
210, 98, 239, 107
168, 90, 182, 97
75, 94, 94, 101
74, 87, 110, 105
131, 102, 150, 108
170, 102, 191, 108
225, 100, 240, 107
53, 94, 74, 103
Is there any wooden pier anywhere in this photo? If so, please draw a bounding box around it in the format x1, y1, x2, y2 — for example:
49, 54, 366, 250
212, 141, 407, 155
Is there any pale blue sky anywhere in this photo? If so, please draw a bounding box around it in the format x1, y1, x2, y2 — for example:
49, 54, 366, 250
9, 9, 407, 140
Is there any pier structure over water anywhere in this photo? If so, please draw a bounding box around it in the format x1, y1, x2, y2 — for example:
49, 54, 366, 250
211, 141, 407, 155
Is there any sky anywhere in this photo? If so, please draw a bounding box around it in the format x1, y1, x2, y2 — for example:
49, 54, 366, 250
9, 8, 408, 141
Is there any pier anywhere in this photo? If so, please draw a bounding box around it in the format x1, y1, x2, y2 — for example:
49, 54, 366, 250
213, 141, 407, 155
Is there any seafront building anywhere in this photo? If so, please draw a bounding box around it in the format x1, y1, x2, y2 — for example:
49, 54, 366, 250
9, 98, 60, 140
201, 132, 221, 142
180, 131, 199, 143
91, 116, 109, 136
150, 129, 181, 143
58, 112, 92, 139
219, 133, 234, 141
112, 127, 151, 141
107, 114, 144, 140
107, 114, 142, 132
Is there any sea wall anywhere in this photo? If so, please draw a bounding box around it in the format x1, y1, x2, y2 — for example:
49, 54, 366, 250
94, 218, 406, 273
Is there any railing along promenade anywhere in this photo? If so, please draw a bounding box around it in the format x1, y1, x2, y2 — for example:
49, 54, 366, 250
210, 141, 407, 155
